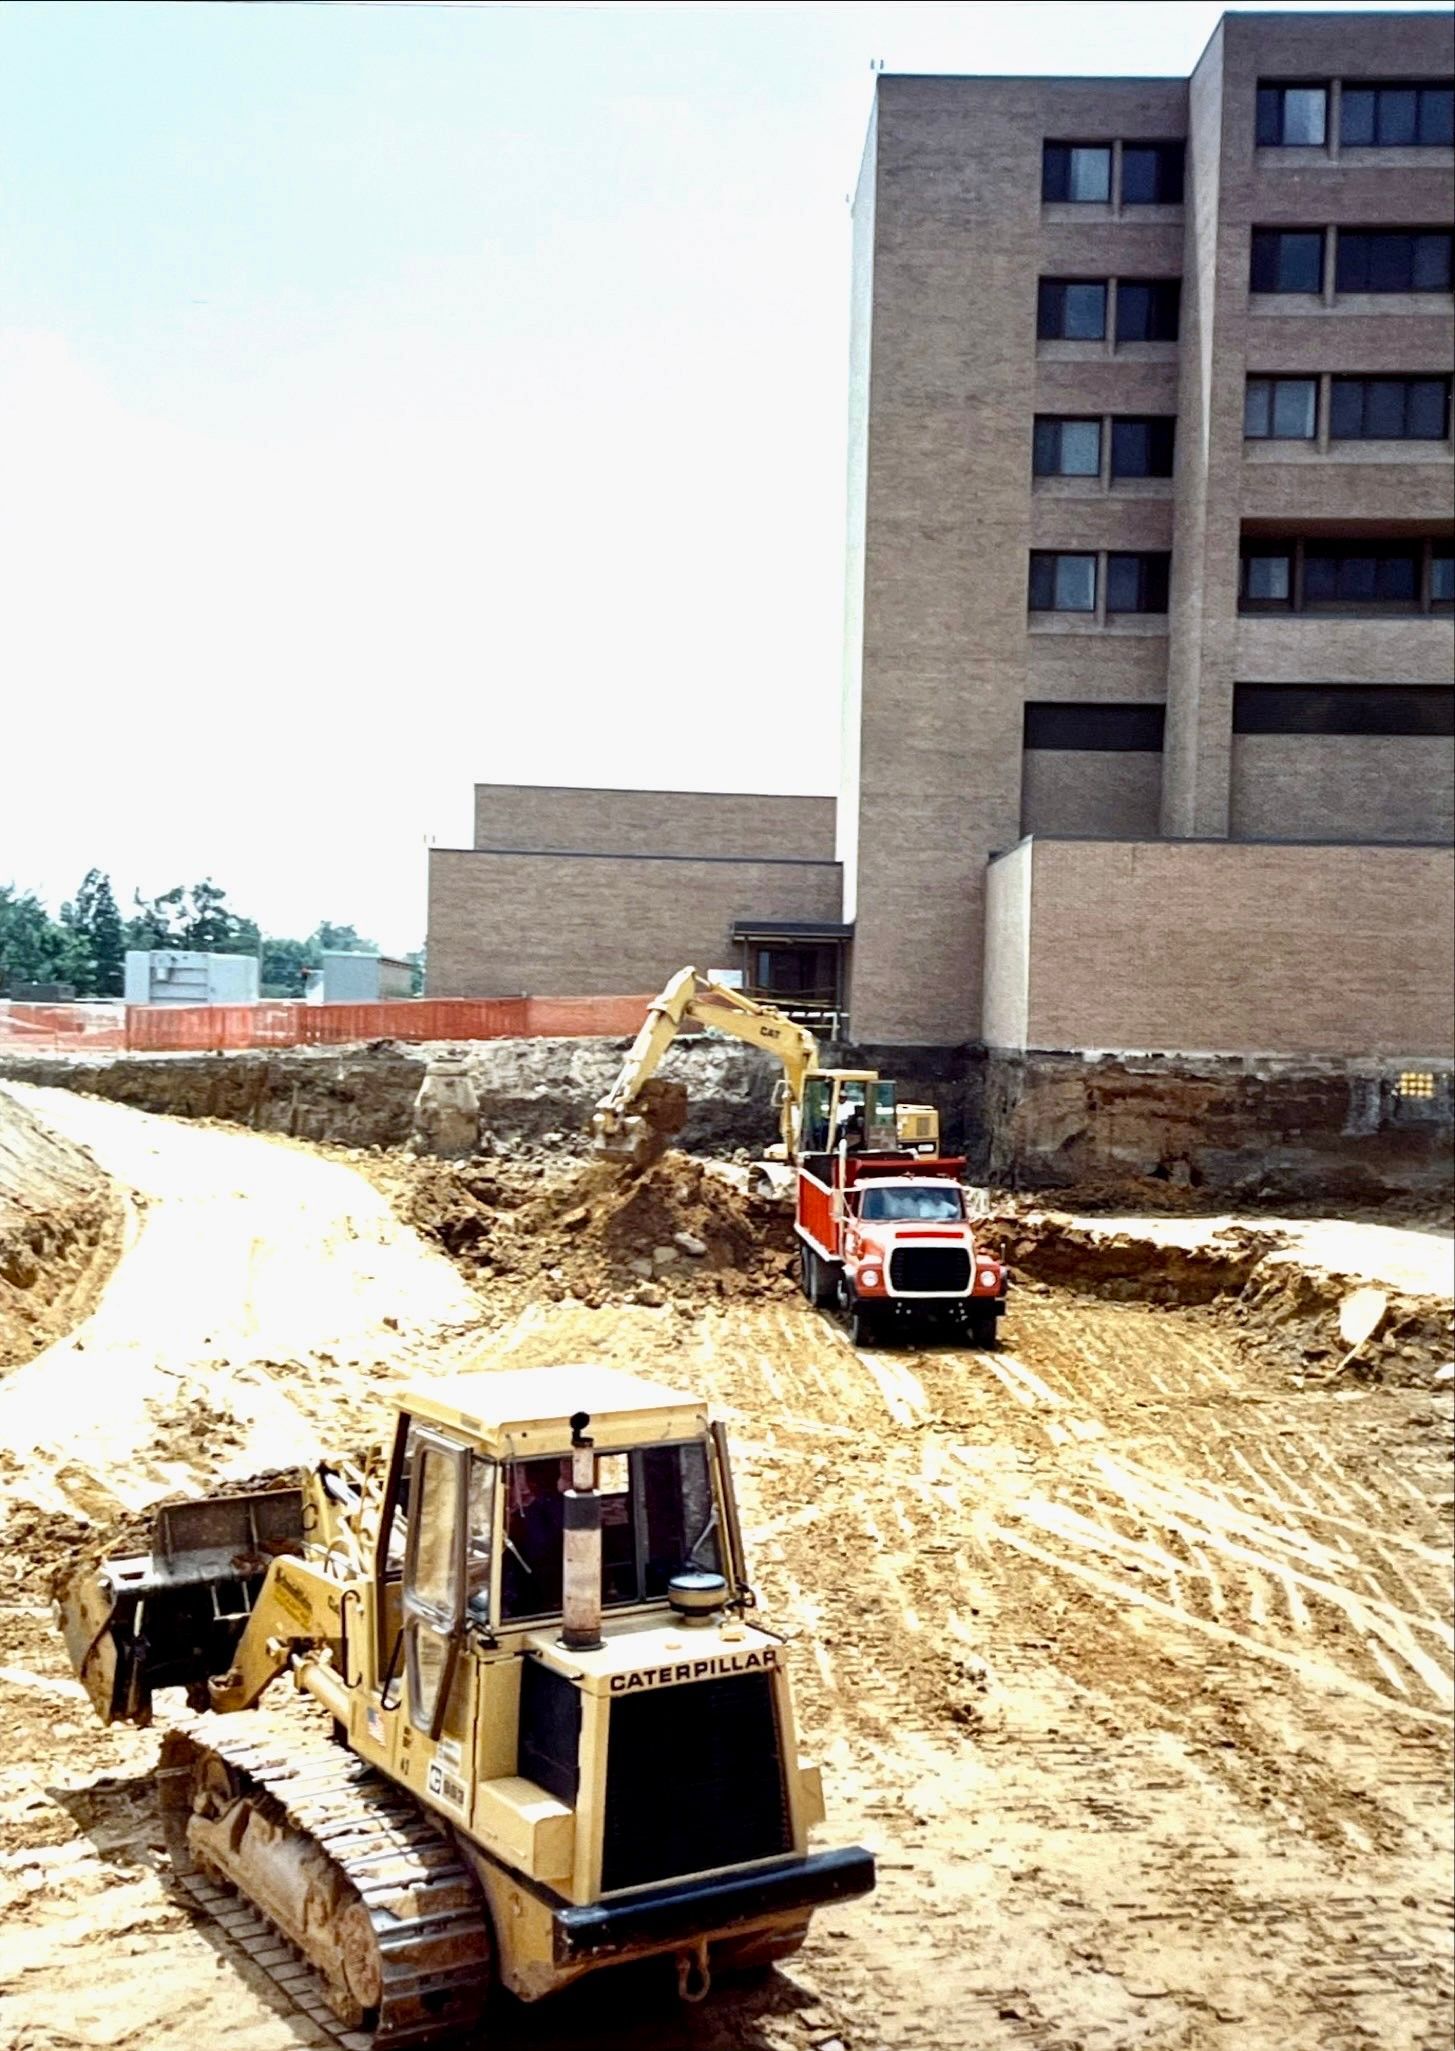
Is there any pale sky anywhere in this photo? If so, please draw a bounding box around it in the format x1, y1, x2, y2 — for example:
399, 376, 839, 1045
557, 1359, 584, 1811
2, 0, 1445, 952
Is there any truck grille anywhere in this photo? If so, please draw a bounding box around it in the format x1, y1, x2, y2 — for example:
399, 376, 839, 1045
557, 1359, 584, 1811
601, 1673, 791, 1893
889, 1246, 972, 1293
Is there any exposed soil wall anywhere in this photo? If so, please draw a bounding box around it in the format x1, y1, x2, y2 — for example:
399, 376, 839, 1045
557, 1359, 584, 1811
0, 1088, 125, 1367
4, 1040, 1450, 1205
984, 1050, 1454, 1205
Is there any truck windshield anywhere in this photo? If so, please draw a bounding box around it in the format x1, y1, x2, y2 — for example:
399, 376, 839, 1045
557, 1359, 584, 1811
859, 1186, 963, 1221
500, 1441, 720, 1624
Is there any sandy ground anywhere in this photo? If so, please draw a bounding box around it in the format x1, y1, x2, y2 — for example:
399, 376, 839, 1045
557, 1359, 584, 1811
0, 1088, 1450, 2051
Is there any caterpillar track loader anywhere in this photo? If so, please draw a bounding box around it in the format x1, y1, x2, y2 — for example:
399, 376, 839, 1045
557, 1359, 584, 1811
56, 1365, 873, 2044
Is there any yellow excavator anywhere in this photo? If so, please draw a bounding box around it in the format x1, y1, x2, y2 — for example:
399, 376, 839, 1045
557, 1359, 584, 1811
591, 966, 938, 1163
56, 1364, 873, 2043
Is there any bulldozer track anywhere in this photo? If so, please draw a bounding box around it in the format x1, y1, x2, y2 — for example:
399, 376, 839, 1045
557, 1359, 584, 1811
163, 1709, 493, 2048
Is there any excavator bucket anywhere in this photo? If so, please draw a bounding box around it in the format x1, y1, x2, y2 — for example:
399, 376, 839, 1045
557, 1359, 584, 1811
590, 1079, 689, 1167
56, 1487, 305, 1727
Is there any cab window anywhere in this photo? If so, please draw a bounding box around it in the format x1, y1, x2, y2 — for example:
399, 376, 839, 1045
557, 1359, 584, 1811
499, 1444, 721, 1624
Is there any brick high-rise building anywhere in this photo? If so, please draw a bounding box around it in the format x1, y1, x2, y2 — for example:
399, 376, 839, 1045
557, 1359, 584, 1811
840, 8, 1453, 1046
428, 10, 1453, 1179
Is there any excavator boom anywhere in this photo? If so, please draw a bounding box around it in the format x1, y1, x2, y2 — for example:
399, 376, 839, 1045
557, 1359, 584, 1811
592, 967, 821, 1161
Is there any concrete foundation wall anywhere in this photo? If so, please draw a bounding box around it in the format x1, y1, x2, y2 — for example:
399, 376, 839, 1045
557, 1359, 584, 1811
985, 836, 1455, 1057
427, 848, 842, 998
472, 785, 836, 861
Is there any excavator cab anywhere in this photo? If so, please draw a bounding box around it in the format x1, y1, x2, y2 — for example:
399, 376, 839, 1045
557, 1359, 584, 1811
799, 1073, 899, 1159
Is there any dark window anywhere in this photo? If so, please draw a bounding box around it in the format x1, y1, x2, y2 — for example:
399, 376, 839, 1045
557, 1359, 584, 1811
1330, 377, 1451, 440
1033, 416, 1103, 476
1037, 278, 1108, 340
1121, 142, 1185, 204
1105, 552, 1171, 613
1042, 142, 1112, 202
1244, 377, 1318, 439
1240, 551, 1294, 607
1335, 230, 1453, 293
1433, 551, 1454, 607
1028, 551, 1097, 612
1250, 229, 1325, 293
1234, 684, 1455, 736
517, 1660, 581, 1805
1024, 702, 1167, 750
1116, 278, 1181, 342
1256, 84, 1328, 146
1111, 416, 1176, 477
749, 944, 837, 1005
1302, 543, 1421, 608
1341, 82, 1455, 148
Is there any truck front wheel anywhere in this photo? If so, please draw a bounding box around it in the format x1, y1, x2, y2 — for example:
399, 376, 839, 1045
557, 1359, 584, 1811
848, 1300, 878, 1349
967, 1302, 999, 1350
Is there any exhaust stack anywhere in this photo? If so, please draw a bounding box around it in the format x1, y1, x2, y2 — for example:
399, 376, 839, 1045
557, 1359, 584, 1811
561, 1411, 602, 1651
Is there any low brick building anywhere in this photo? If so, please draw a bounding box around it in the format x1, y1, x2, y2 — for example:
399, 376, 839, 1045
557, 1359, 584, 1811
427, 9, 1453, 1126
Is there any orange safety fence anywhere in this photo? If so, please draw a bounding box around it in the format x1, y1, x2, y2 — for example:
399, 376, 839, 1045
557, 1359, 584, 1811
0, 1002, 128, 1053
118, 994, 654, 1055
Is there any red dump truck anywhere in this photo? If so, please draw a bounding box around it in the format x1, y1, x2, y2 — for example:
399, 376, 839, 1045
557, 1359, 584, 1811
794, 1118, 1007, 1348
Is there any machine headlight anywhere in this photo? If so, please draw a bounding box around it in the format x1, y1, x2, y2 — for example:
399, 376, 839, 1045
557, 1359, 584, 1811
859, 1265, 882, 1289
979, 1268, 999, 1288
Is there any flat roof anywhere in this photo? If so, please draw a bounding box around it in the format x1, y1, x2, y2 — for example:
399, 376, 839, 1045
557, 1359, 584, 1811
404, 1364, 707, 1451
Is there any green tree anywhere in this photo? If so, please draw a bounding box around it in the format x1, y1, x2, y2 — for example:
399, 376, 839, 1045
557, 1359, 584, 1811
259, 935, 313, 999
311, 921, 375, 955
0, 886, 70, 991
59, 870, 126, 997
406, 946, 425, 996
126, 880, 259, 958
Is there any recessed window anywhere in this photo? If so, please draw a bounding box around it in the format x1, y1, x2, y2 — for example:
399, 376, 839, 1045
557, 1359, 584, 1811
1250, 229, 1325, 294
1241, 552, 1294, 607
1234, 683, 1455, 735
1116, 279, 1181, 343
1042, 143, 1112, 202
1341, 82, 1455, 148
1024, 702, 1166, 751
1303, 544, 1420, 607
1330, 377, 1451, 440
1244, 377, 1318, 440
1037, 279, 1108, 341
1335, 230, 1453, 294
1033, 417, 1103, 477
1121, 142, 1185, 204
1029, 552, 1097, 612
1240, 538, 1449, 614
1106, 552, 1171, 614
1110, 417, 1176, 478
1256, 84, 1328, 146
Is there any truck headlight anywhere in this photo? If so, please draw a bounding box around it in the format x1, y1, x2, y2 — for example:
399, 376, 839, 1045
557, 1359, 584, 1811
979, 1268, 999, 1288
859, 1265, 881, 1289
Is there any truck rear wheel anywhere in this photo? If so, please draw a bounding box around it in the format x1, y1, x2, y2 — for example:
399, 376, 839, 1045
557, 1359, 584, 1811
799, 1245, 833, 1308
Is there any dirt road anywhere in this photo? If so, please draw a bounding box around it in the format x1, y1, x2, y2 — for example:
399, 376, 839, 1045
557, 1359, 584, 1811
0, 1089, 1450, 2051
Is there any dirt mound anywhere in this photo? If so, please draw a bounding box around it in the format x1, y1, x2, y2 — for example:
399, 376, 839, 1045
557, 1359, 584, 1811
996, 1207, 1453, 1386
0, 1086, 125, 1369
379, 1147, 797, 1312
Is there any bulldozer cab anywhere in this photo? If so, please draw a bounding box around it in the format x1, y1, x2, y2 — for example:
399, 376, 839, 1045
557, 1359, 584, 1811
799, 1073, 898, 1157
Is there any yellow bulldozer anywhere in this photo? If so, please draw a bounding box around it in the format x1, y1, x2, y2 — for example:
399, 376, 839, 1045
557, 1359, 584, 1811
56, 1364, 873, 2043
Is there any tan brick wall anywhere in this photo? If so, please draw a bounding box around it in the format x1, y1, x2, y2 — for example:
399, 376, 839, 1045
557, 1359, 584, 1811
472, 785, 835, 861
1005, 838, 1455, 1057
1231, 735, 1455, 842
982, 839, 1033, 1050
427, 850, 842, 999
846, 73, 1190, 1045
1021, 751, 1164, 838
1162, 9, 1455, 838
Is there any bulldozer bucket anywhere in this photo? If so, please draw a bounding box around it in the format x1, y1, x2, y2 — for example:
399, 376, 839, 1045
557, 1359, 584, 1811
57, 1487, 305, 1726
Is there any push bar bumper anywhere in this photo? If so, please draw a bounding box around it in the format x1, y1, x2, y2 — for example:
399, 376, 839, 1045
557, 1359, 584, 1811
553, 1845, 876, 1962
